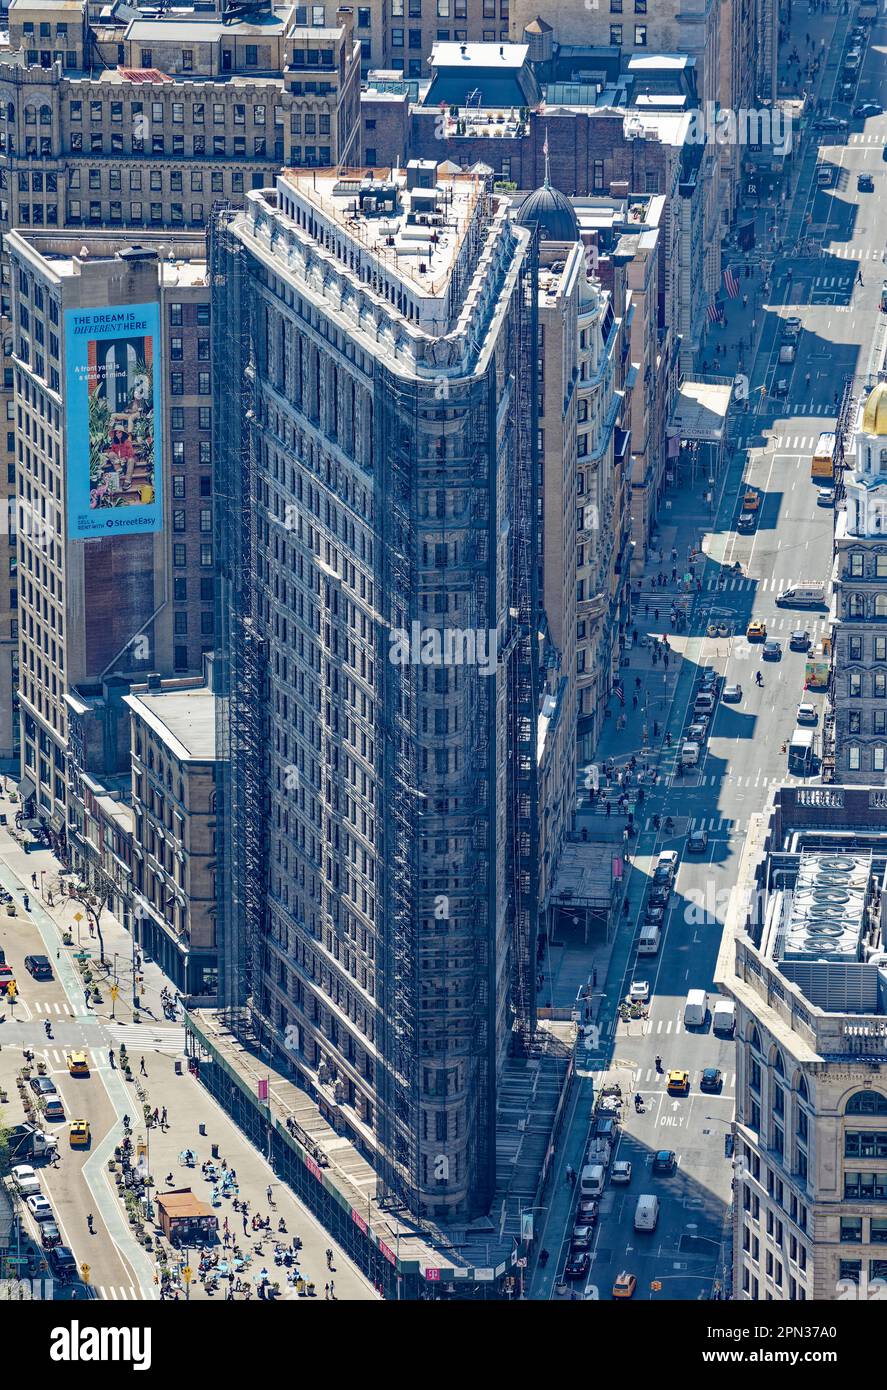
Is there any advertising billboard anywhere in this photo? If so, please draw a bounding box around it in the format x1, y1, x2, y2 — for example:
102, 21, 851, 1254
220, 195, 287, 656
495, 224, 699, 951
64, 303, 162, 539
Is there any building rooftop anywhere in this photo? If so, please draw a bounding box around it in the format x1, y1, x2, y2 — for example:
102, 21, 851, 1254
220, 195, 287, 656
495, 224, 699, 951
124, 12, 290, 41
124, 685, 217, 761
423, 40, 539, 108
276, 167, 487, 306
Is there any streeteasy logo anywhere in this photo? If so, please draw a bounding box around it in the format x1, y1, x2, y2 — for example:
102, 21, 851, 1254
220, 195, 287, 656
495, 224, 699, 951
49, 1322, 152, 1371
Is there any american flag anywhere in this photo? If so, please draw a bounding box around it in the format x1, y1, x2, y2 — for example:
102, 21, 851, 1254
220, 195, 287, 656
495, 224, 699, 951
613, 679, 625, 706
706, 299, 721, 324
723, 266, 740, 299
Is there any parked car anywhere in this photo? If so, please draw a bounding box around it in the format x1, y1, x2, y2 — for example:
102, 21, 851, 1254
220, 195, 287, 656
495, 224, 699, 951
40, 1220, 63, 1249
565, 1251, 591, 1280
577, 1198, 599, 1225
818, 487, 836, 507
43, 1099, 65, 1122
687, 828, 709, 853
611, 1160, 632, 1185
644, 903, 665, 927
649, 882, 671, 906
24, 955, 52, 979
48, 1246, 78, 1282
29, 1076, 58, 1097
653, 850, 678, 883
628, 980, 650, 1004
797, 702, 819, 725
737, 510, 756, 532
723, 683, 742, 702
11, 1163, 40, 1195
26, 1194, 54, 1222
571, 1224, 594, 1250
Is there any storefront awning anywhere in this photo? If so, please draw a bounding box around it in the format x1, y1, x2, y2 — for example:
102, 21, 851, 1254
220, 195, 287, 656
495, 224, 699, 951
17, 775, 35, 802
667, 379, 733, 444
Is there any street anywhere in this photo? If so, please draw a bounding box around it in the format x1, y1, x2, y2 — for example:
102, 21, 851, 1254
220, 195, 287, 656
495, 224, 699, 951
530, 0, 887, 1301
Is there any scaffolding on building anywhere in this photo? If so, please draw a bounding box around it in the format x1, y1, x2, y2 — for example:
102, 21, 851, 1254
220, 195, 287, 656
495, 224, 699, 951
212, 207, 269, 1045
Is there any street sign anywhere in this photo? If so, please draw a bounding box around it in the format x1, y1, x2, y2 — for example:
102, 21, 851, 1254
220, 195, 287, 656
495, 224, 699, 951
73, 912, 83, 921
651, 1280, 662, 1291
73, 951, 91, 962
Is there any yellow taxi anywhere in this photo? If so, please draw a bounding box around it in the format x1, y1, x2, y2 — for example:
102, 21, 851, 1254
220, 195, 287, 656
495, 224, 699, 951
743, 488, 760, 512
612, 1272, 637, 1299
69, 1120, 90, 1147
746, 619, 767, 641
666, 1069, 691, 1096
66, 1051, 90, 1076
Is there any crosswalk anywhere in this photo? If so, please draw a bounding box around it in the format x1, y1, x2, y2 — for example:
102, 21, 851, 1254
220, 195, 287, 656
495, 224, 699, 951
703, 574, 826, 594
112, 1023, 185, 1051
830, 244, 886, 261
810, 274, 854, 289
848, 132, 887, 144
663, 771, 804, 790
631, 1063, 737, 1087
27, 1046, 107, 1070
768, 434, 833, 450
31, 1000, 76, 1016
98, 1285, 156, 1301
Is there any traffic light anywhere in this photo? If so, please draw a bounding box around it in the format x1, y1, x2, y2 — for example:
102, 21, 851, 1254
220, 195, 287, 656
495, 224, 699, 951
80, 1264, 91, 1284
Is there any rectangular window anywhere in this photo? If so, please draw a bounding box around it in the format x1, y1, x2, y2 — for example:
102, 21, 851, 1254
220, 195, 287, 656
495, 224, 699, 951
609, 24, 622, 42
200, 544, 213, 567
634, 23, 647, 43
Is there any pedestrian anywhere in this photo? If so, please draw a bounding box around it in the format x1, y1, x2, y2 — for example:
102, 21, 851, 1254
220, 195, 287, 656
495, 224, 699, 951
592, 966, 598, 988
242, 1213, 248, 1234
160, 1106, 168, 1129
140, 1056, 147, 1076
31, 872, 37, 888
654, 609, 659, 623
632, 694, 639, 710
109, 1048, 115, 1068
329, 1280, 335, 1298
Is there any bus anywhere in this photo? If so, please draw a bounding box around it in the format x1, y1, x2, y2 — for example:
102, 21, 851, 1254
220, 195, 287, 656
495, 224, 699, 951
788, 727, 815, 776
811, 432, 836, 481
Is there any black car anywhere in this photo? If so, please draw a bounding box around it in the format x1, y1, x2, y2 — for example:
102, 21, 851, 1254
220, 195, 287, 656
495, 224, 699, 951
29, 1075, 57, 1097
577, 1198, 599, 1225
858, 173, 875, 192
700, 1067, 724, 1093
790, 629, 810, 651
649, 882, 671, 906
644, 904, 665, 927
652, 1150, 677, 1175
853, 101, 882, 117
25, 954, 53, 980
565, 1251, 591, 1280
48, 1246, 78, 1282
40, 1220, 63, 1249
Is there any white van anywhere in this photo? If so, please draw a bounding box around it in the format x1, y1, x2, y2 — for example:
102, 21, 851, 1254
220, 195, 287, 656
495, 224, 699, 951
684, 988, 707, 1027
580, 1163, 606, 1197
680, 741, 700, 767
638, 924, 661, 956
712, 1000, 736, 1036
634, 1194, 660, 1232
775, 583, 826, 608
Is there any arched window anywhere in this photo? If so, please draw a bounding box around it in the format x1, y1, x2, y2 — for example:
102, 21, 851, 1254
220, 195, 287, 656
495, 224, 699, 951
750, 1025, 762, 1053
39, 105, 51, 125
797, 1075, 809, 1103
846, 1090, 887, 1115
850, 594, 865, 618
773, 1051, 785, 1077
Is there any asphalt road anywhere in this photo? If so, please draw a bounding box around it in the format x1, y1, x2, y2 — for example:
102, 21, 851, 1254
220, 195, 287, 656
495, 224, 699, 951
532, 7, 887, 1303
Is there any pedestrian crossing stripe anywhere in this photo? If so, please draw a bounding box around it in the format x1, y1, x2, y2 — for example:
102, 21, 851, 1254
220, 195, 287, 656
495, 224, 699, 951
98, 1286, 155, 1300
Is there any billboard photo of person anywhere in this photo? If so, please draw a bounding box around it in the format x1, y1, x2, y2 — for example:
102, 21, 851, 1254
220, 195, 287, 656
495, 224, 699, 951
65, 303, 162, 539
87, 335, 155, 510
